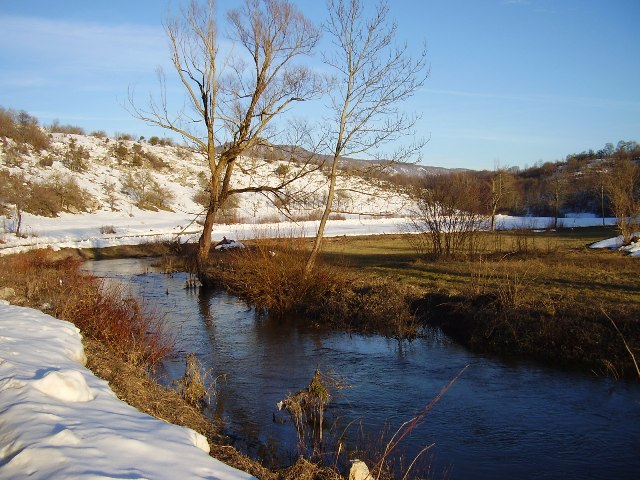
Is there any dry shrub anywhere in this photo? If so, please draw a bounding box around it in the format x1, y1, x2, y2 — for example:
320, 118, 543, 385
175, 353, 217, 406
0, 107, 50, 151
207, 237, 420, 337
211, 236, 343, 318
1, 249, 172, 367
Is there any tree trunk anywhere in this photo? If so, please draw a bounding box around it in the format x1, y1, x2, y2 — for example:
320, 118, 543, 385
490, 204, 497, 232
196, 205, 217, 286
306, 156, 339, 273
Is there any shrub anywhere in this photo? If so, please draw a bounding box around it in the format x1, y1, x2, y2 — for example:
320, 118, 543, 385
407, 173, 488, 258
148, 136, 175, 147
0, 107, 50, 151
131, 143, 167, 170
102, 180, 119, 210
174, 354, 214, 406
38, 153, 55, 168
48, 120, 86, 135
0, 170, 92, 217
275, 163, 290, 178
48, 173, 93, 213
112, 141, 129, 164
122, 170, 174, 210
207, 237, 420, 337
115, 132, 135, 141
2, 144, 25, 167
90, 130, 108, 139
62, 137, 90, 172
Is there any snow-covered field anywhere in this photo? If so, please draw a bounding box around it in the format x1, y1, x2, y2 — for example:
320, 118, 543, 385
0, 303, 254, 479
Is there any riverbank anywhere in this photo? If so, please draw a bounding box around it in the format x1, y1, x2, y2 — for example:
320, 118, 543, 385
1, 225, 638, 478
0, 249, 342, 480
0, 303, 256, 480
318, 227, 640, 378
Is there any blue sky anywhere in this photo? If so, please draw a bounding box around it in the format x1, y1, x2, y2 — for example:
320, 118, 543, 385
1, 0, 638, 171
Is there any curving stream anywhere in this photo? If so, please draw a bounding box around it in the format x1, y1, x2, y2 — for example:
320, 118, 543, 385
85, 258, 640, 479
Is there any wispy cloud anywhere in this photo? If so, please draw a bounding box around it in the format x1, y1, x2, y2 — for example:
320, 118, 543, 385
503, 0, 531, 5
423, 88, 639, 110
0, 14, 168, 78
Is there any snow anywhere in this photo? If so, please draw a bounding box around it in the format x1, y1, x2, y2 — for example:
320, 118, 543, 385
0, 303, 255, 480
590, 234, 640, 257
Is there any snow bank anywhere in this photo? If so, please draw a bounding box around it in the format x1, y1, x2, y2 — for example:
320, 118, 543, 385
590, 234, 640, 257
0, 304, 254, 480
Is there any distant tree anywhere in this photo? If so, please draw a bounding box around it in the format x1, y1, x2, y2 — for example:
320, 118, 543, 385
486, 167, 516, 231
306, 0, 429, 272
129, 0, 322, 282
546, 167, 567, 229
605, 159, 640, 244
408, 173, 487, 258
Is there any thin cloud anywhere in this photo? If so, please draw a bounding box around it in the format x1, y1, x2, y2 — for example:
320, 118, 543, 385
0, 14, 168, 74
423, 88, 639, 110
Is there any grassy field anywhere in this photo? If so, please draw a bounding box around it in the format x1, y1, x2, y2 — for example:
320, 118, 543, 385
317, 226, 640, 378
320, 226, 639, 307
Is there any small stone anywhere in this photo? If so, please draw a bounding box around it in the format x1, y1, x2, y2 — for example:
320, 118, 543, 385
349, 460, 370, 480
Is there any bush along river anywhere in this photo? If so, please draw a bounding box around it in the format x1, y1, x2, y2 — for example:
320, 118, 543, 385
85, 258, 640, 480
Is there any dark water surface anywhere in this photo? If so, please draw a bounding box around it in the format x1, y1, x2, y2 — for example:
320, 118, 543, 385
86, 258, 640, 479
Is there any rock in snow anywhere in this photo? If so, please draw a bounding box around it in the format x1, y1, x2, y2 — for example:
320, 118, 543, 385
0, 304, 255, 480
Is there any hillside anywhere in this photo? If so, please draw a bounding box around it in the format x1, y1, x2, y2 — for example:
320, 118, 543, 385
0, 126, 422, 251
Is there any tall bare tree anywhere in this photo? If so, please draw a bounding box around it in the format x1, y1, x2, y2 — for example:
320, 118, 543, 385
606, 158, 640, 243
305, 0, 429, 272
129, 0, 321, 282
487, 167, 516, 231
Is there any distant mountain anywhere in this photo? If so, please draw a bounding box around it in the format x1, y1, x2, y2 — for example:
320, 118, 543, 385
240, 142, 466, 178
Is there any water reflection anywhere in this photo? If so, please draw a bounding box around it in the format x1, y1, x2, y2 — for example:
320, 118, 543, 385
86, 258, 640, 479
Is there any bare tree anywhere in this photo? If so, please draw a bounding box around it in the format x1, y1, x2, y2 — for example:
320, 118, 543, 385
606, 158, 640, 243
407, 173, 487, 258
487, 167, 516, 231
129, 0, 322, 282
305, 0, 429, 272
546, 167, 567, 230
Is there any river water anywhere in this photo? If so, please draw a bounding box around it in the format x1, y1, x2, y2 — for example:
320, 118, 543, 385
86, 258, 640, 479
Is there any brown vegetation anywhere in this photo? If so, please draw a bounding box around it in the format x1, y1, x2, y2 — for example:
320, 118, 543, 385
202, 236, 420, 338
0, 170, 92, 219
0, 107, 50, 151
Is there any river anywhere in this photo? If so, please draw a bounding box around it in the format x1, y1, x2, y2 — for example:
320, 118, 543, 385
85, 258, 640, 479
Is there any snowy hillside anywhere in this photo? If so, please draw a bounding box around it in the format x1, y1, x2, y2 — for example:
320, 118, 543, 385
0, 131, 418, 252
1, 132, 413, 221
0, 130, 631, 256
